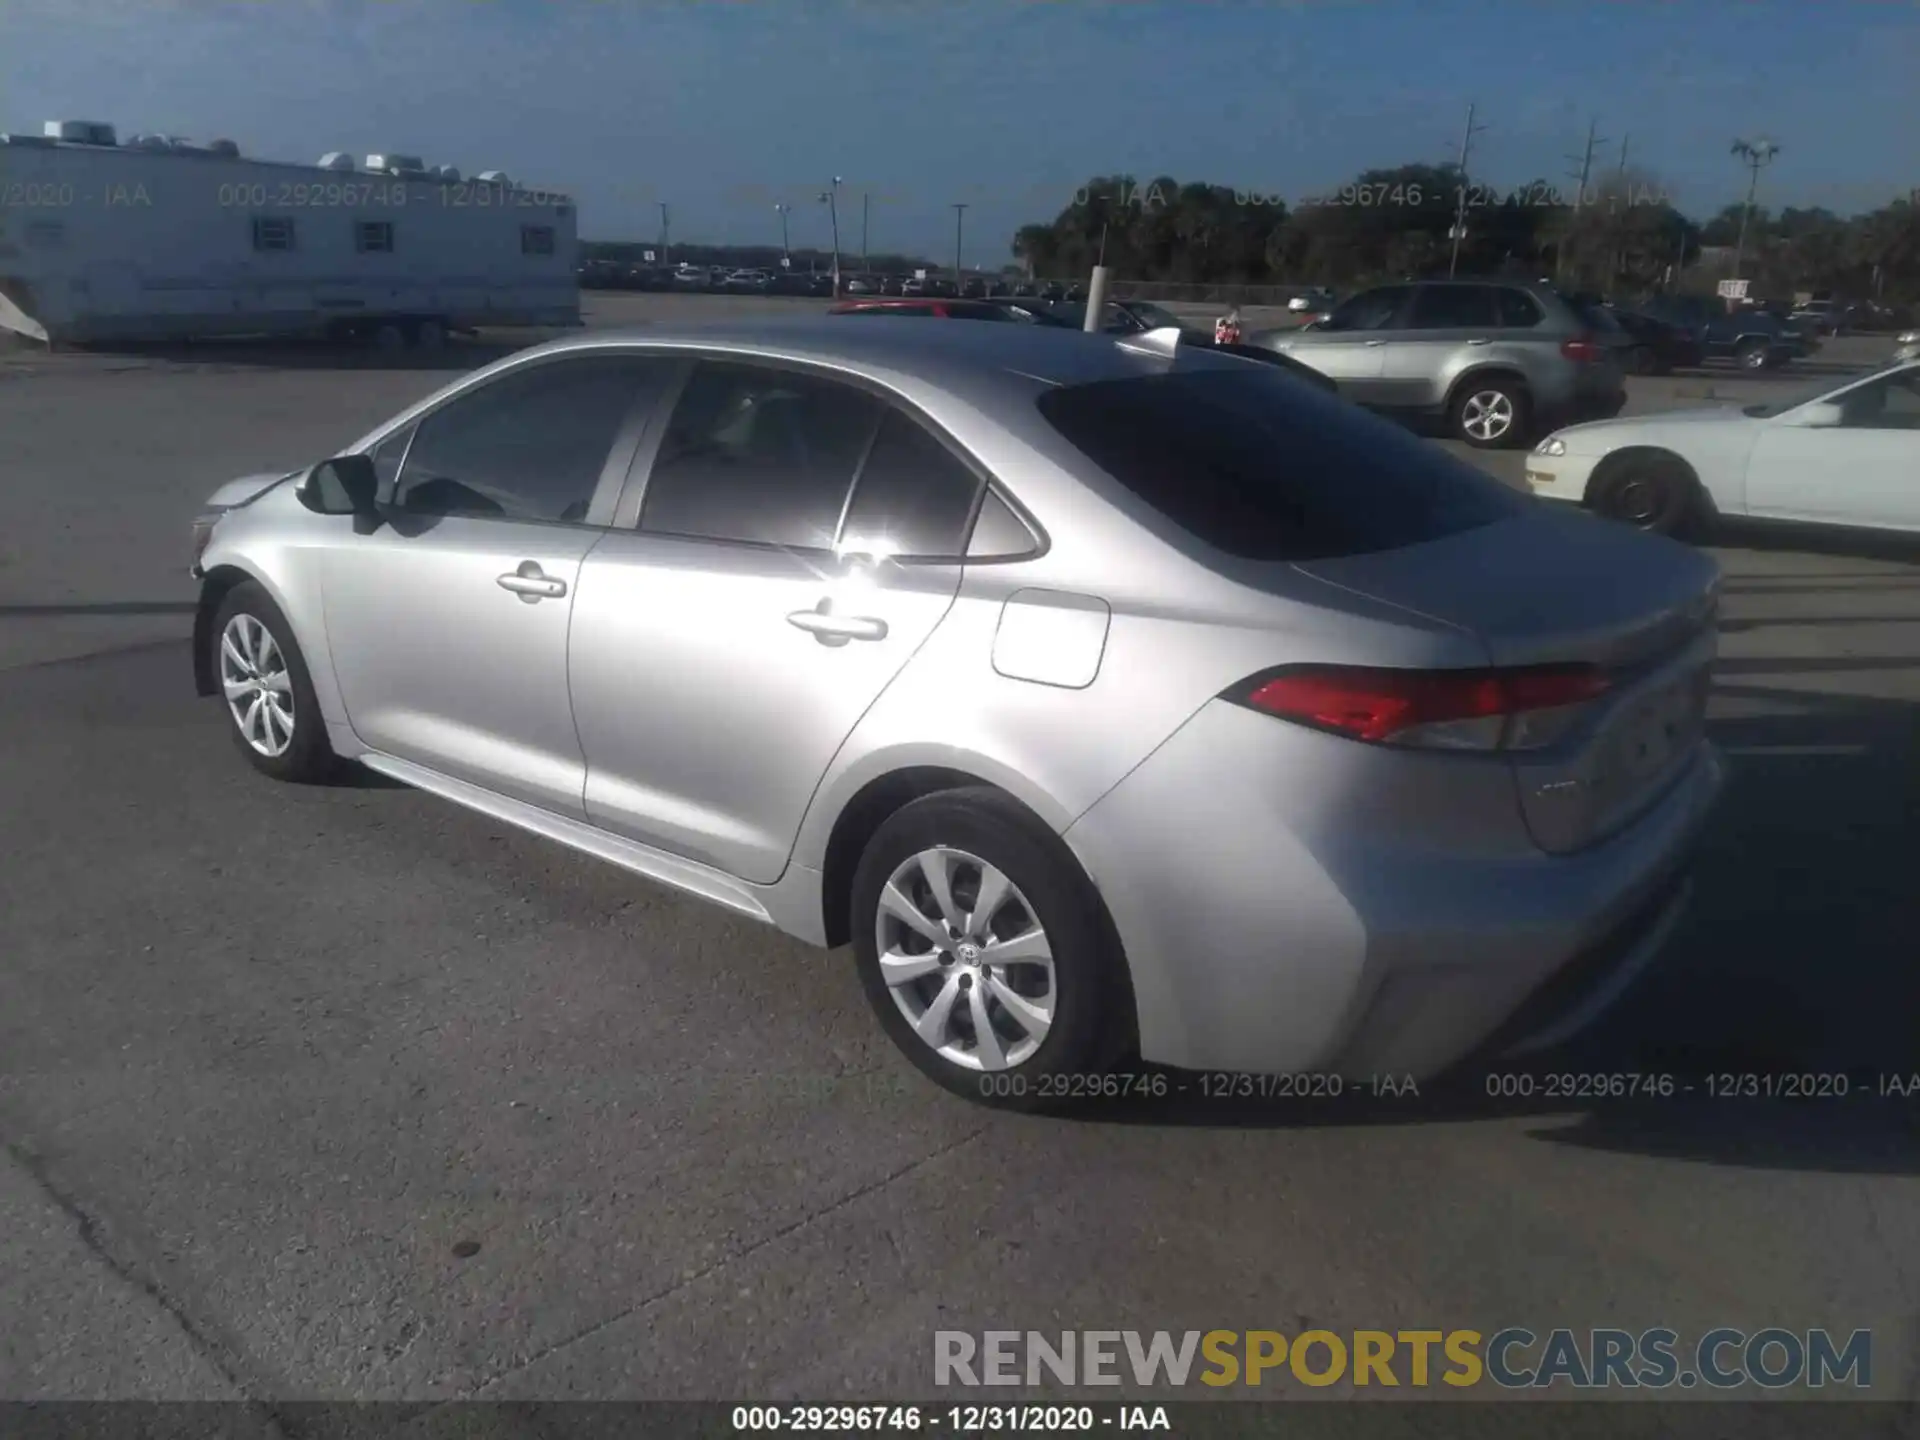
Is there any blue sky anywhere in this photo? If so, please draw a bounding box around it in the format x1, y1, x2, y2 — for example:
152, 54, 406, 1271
4, 0, 1915, 262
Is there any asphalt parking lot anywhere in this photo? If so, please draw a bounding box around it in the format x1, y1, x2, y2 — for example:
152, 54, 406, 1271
2, 303, 1917, 1412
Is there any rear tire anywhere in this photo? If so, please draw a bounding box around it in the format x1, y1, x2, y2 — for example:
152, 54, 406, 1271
1737, 339, 1771, 371
850, 788, 1127, 1111
371, 322, 407, 354
411, 318, 447, 351
1590, 454, 1701, 538
210, 581, 337, 783
1449, 378, 1531, 450
1625, 344, 1657, 376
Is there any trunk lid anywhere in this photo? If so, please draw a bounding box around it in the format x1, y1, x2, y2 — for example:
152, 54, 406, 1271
1293, 506, 1720, 854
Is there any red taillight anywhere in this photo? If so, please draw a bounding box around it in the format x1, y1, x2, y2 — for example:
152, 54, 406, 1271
1561, 334, 1605, 363
1231, 664, 1611, 750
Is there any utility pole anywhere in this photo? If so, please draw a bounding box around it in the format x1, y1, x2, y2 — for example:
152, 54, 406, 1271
1557, 117, 1607, 282
819, 177, 843, 297
1447, 101, 1488, 278
774, 202, 791, 265
1607, 133, 1631, 286
1730, 137, 1780, 282
861, 192, 870, 271
659, 201, 670, 267
952, 202, 968, 286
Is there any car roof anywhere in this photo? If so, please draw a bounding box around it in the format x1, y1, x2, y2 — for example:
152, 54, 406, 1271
507, 317, 1228, 394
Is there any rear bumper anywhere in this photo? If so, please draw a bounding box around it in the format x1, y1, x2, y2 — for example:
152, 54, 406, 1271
1064, 700, 1724, 1078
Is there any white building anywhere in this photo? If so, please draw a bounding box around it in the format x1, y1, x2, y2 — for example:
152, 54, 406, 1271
0, 119, 580, 346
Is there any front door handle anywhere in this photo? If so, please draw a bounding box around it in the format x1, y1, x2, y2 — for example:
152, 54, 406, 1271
787, 603, 888, 645
1466, 337, 1492, 346
497, 561, 567, 602
1362, 339, 1387, 347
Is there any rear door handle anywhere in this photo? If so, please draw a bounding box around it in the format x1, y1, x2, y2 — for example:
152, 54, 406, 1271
497, 562, 567, 601
787, 605, 888, 645
1466, 338, 1492, 346
1362, 339, 1386, 347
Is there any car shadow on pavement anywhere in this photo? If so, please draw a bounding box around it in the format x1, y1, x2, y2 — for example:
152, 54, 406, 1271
0, 601, 197, 616
1713, 523, 1920, 566
1090, 682, 1919, 1174
51, 334, 550, 372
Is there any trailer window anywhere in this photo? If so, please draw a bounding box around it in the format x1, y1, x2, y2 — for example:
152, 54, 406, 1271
251, 218, 296, 252
356, 222, 394, 254
521, 226, 556, 257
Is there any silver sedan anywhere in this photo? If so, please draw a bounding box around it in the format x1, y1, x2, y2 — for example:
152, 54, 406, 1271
190, 319, 1724, 1107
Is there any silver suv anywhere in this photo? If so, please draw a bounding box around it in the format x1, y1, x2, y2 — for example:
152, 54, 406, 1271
1252, 280, 1629, 449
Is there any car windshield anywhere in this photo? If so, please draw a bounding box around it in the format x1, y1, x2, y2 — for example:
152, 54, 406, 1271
1742, 364, 1906, 418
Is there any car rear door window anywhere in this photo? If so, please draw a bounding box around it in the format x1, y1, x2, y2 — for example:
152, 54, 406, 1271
638, 361, 884, 549
1495, 289, 1546, 328
1405, 285, 1501, 330
1036, 367, 1524, 562
393, 356, 666, 522
837, 409, 985, 558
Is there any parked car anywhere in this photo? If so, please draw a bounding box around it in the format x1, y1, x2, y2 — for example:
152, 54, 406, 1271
188, 319, 1721, 1108
843, 275, 875, 296
723, 269, 772, 293
1607, 309, 1705, 376
1894, 329, 1920, 363
1788, 300, 1842, 336
670, 266, 709, 290
1288, 287, 1336, 314
1247, 280, 1629, 449
1638, 296, 1801, 370
1527, 359, 1920, 537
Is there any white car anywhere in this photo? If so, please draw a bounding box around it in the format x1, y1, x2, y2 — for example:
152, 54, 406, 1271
1895, 329, 1920, 364
1524, 360, 1920, 536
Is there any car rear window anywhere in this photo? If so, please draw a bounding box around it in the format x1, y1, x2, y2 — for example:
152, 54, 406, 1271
1035, 368, 1526, 562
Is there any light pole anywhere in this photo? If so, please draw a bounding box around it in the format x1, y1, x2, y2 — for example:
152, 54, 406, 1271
658, 201, 670, 267
952, 202, 968, 287
1730, 137, 1780, 281
861, 191, 870, 271
818, 177, 843, 297
774, 202, 791, 267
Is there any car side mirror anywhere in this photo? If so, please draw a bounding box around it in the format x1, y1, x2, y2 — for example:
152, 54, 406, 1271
300, 455, 382, 526
1794, 402, 1845, 429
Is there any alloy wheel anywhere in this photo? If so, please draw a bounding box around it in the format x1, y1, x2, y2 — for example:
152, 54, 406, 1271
220, 613, 296, 758
874, 846, 1055, 1071
1460, 390, 1515, 443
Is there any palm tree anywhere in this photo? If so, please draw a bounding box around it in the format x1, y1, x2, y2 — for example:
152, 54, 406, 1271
1729, 138, 1781, 278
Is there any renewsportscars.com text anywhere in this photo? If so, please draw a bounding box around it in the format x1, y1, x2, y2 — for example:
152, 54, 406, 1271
934, 1328, 1872, 1390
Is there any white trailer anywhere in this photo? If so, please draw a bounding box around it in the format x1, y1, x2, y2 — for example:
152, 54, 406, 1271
0, 119, 580, 347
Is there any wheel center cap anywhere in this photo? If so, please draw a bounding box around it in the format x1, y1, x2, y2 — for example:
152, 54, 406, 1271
955, 941, 982, 964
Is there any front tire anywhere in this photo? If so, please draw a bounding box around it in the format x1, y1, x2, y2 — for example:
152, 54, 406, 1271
1737, 339, 1771, 371
850, 788, 1125, 1110
1449, 378, 1530, 450
211, 582, 336, 782
1590, 455, 1700, 538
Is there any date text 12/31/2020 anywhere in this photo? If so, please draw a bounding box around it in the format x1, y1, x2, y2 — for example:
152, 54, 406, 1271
1233, 181, 1675, 210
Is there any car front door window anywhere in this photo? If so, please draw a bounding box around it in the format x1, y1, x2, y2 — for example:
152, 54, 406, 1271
396, 356, 663, 524
1324, 286, 1410, 332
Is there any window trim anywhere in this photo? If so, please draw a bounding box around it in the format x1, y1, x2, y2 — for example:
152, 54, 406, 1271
376, 351, 672, 530
355, 220, 395, 255
606, 350, 1050, 565
521, 224, 557, 257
